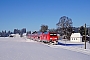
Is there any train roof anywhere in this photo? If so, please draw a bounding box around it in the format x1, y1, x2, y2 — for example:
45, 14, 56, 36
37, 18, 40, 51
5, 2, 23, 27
37, 32, 42, 34
36, 31, 57, 34
44, 32, 49, 34
44, 31, 57, 34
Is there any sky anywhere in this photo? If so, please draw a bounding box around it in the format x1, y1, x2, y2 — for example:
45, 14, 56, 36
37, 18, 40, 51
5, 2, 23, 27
0, 0, 90, 32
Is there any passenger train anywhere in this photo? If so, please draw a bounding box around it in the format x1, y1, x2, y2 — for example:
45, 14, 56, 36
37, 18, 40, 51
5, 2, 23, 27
27, 31, 58, 44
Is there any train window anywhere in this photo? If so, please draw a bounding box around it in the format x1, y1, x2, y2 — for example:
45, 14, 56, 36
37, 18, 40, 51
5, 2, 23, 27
54, 34, 56, 35
50, 34, 53, 35
50, 34, 57, 36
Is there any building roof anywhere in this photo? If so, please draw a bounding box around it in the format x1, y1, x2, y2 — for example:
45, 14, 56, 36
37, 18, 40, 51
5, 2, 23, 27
71, 33, 82, 38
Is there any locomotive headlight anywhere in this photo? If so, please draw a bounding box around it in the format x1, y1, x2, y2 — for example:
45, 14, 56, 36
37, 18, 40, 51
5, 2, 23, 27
50, 38, 52, 39
54, 38, 57, 39
54, 34, 56, 35
50, 34, 53, 35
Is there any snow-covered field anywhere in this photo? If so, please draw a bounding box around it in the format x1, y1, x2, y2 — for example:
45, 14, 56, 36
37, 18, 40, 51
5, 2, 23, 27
58, 40, 90, 49
0, 37, 90, 60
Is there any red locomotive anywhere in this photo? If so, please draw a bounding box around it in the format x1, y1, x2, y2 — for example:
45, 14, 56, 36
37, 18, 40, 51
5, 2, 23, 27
27, 31, 58, 44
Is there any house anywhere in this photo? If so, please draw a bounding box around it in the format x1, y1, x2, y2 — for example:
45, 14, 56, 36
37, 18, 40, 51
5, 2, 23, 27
23, 33, 27, 37
9, 34, 20, 37
70, 33, 82, 42
9, 34, 15, 37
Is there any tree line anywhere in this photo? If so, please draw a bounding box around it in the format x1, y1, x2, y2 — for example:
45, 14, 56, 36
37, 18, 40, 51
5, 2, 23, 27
38, 16, 89, 40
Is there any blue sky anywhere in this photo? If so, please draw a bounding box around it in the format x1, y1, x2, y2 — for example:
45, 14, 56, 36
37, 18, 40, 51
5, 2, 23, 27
0, 0, 90, 31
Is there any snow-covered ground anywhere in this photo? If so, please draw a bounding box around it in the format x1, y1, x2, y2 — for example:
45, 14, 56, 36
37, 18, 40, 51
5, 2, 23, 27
0, 37, 90, 60
58, 39, 90, 49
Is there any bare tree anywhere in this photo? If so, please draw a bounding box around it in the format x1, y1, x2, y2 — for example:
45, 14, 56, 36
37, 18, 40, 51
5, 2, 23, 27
56, 16, 73, 39
79, 26, 88, 36
48, 28, 57, 33
40, 25, 48, 32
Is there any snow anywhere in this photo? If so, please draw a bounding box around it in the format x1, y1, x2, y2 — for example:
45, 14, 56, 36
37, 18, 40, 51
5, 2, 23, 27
0, 37, 90, 60
71, 33, 82, 38
58, 40, 90, 49
57, 40, 90, 55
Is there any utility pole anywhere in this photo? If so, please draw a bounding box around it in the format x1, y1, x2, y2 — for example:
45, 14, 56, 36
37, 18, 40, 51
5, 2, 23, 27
85, 23, 86, 49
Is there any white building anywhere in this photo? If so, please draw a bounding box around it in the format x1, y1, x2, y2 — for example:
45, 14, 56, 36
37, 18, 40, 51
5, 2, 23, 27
15, 34, 20, 37
23, 33, 27, 37
70, 33, 82, 42
9, 34, 20, 37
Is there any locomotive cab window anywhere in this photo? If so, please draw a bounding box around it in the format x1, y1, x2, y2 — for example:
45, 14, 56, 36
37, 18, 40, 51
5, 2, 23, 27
50, 33, 57, 36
